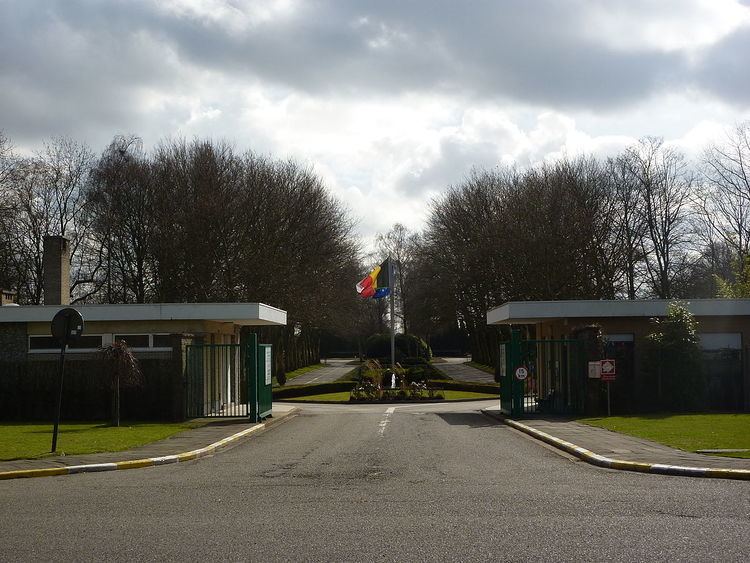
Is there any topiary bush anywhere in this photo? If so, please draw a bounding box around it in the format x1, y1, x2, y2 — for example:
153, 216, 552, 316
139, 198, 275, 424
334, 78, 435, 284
364, 333, 432, 363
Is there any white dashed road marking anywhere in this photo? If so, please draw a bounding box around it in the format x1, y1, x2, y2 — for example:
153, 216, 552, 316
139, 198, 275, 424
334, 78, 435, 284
378, 406, 396, 437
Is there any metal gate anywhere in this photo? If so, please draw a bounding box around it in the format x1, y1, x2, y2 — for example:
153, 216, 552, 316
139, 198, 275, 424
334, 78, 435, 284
500, 330, 586, 417
185, 334, 272, 421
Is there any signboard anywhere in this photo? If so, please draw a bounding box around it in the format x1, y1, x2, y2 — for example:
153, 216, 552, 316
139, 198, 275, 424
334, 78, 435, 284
498, 346, 507, 378
588, 361, 601, 379
51, 308, 84, 346
264, 347, 272, 386
600, 359, 616, 381
514, 366, 528, 380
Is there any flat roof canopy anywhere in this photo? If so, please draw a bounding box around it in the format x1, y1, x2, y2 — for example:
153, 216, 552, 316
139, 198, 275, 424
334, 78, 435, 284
487, 299, 750, 325
0, 302, 287, 327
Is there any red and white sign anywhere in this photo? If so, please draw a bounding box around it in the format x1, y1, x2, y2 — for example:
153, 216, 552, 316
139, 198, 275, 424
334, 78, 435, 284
600, 359, 616, 381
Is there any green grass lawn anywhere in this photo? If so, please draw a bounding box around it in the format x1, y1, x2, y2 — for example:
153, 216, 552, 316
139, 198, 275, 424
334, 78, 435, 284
283, 390, 498, 403
0, 421, 207, 461
334, 367, 362, 382
579, 414, 750, 458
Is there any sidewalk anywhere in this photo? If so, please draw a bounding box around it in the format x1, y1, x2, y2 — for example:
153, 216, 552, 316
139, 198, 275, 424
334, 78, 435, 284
433, 357, 496, 384
483, 408, 750, 478
288, 358, 355, 385
0, 404, 298, 477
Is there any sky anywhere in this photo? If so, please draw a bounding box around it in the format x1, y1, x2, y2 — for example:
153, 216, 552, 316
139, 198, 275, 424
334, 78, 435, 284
2, 0, 750, 247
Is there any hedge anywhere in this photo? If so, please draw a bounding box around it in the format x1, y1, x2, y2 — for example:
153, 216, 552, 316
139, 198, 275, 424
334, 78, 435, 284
272, 381, 357, 399
272, 379, 498, 400
0, 358, 182, 422
427, 380, 500, 394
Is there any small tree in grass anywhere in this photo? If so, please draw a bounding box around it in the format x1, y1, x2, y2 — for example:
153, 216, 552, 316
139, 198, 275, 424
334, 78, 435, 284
643, 302, 704, 411
101, 340, 142, 426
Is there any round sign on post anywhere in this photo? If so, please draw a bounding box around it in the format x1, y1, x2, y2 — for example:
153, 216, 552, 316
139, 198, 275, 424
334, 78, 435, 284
50, 307, 84, 453
514, 366, 528, 380
51, 307, 85, 347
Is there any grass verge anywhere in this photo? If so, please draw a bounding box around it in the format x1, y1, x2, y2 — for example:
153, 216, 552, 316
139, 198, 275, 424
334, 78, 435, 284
335, 368, 360, 382
283, 390, 498, 403
578, 413, 750, 459
0, 421, 207, 461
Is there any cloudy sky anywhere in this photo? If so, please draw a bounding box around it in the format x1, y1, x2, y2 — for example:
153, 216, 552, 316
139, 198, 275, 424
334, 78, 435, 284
2, 0, 750, 245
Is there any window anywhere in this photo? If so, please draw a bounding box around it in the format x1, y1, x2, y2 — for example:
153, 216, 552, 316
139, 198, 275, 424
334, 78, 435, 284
68, 336, 104, 349
29, 336, 60, 350
699, 333, 741, 351
604, 333, 634, 342
29, 335, 103, 352
114, 334, 150, 348
29, 333, 173, 353
152, 334, 172, 349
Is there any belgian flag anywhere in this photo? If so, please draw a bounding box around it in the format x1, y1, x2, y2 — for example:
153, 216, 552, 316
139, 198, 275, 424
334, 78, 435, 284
355, 258, 393, 299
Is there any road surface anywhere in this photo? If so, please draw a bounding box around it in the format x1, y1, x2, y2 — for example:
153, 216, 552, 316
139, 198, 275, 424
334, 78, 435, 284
1, 400, 748, 561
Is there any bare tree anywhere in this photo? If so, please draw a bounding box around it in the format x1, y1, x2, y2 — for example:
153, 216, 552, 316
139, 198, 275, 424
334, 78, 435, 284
0, 132, 20, 293
624, 138, 694, 298
376, 223, 421, 333
89, 135, 156, 303
4, 137, 98, 303
606, 155, 648, 298
697, 122, 750, 264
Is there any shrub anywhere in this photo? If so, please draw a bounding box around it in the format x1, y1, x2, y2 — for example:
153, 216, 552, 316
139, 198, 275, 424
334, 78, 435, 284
100, 341, 142, 427
365, 333, 432, 362
642, 302, 705, 411
276, 370, 287, 386
273, 381, 357, 399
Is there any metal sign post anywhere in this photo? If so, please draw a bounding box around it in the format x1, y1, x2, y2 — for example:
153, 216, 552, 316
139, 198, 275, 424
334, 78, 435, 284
600, 359, 616, 417
388, 258, 395, 368
50, 308, 84, 453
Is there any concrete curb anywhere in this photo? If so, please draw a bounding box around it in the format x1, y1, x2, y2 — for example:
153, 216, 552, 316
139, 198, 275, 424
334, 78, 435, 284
483, 410, 750, 481
0, 409, 299, 481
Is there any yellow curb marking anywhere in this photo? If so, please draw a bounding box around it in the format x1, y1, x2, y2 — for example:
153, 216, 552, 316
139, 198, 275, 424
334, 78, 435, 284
0, 467, 69, 480
116, 459, 155, 470
0, 409, 299, 481
503, 417, 750, 481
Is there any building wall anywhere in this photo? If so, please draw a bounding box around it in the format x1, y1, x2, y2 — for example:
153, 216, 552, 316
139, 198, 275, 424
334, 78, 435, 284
534, 315, 749, 412
25, 319, 235, 336
0, 323, 27, 362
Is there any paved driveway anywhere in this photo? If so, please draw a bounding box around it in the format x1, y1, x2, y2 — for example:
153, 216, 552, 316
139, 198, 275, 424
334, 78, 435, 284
1, 400, 747, 561
433, 357, 496, 383
286, 358, 355, 385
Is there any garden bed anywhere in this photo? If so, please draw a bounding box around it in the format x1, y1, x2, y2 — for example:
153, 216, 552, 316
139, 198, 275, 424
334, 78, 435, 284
282, 390, 499, 404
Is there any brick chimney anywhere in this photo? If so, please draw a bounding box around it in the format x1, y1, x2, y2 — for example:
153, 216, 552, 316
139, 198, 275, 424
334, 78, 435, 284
43, 236, 70, 306
0, 289, 17, 305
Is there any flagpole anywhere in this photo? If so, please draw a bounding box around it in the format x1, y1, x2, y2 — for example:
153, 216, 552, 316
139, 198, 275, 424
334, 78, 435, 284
389, 258, 395, 368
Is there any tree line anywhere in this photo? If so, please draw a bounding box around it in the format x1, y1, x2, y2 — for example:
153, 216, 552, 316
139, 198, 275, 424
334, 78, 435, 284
380, 125, 750, 365
3, 124, 749, 368
0, 133, 360, 372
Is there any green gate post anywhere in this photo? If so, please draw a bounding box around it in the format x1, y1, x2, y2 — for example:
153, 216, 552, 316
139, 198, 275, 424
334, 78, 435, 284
257, 344, 273, 419
246, 333, 258, 422
509, 328, 522, 418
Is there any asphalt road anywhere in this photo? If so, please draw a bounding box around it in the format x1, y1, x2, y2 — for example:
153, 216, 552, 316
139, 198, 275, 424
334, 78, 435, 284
1, 400, 748, 562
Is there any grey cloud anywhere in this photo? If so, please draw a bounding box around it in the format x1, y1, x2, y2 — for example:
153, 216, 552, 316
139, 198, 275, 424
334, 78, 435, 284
0, 0, 748, 148
395, 137, 504, 198
141, 0, 683, 108
695, 26, 750, 106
